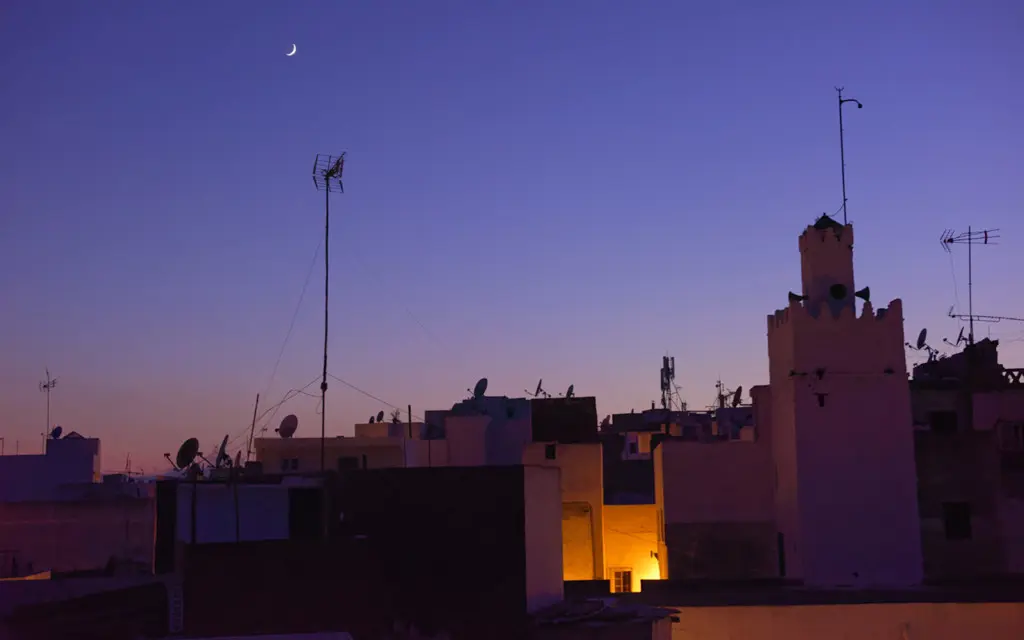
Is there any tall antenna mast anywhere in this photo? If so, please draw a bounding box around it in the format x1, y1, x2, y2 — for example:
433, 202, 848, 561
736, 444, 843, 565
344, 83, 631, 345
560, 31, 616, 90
38, 368, 58, 434
659, 356, 675, 410
312, 152, 346, 474
835, 87, 863, 225
941, 227, 1000, 345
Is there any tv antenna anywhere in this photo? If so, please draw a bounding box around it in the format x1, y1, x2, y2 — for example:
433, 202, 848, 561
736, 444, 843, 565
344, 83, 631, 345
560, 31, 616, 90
469, 378, 488, 400
171, 437, 200, 471
905, 327, 942, 363
943, 327, 967, 349
38, 368, 58, 434
835, 87, 863, 225
731, 386, 744, 408
660, 356, 675, 410
312, 151, 346, 473
525, 378, 550, 398
940, 227, 1023, 345
713, 379, 742, 410
276, 414, 298, 439
215, 434, 231, 468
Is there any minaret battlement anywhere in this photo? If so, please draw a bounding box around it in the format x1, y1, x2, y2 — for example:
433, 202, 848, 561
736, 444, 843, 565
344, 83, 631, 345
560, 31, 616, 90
767, 297, 902, 334
798, 219, 854, 254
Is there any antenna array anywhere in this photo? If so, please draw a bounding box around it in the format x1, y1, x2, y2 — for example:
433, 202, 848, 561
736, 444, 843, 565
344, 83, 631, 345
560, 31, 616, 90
312, 152, 346, 473
940, 227, 1023, 344
38, 368, 58, 434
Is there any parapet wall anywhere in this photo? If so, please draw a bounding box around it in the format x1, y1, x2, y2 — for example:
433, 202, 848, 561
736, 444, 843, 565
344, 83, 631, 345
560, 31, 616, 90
767, 297, 908, 376
798, 222, 854, 253
767, 297, 902, 333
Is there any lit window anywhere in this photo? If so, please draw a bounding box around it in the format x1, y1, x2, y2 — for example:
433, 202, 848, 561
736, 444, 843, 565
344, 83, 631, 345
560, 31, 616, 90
612, 569, 633, 593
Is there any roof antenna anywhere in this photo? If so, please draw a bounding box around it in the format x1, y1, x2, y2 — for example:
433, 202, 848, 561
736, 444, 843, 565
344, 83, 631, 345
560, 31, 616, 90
526, 378, 549, 398
939, 227, 1020, 346
660, 356, 676, 410
175, 438, 200, 472
276, 414, 299, 438
731, 385, 744, 408
906, 327, 942, 363
835, 87, 863, 225
38, 368, 58, 437
470, 378, 488, 399
313, 151, 346, 474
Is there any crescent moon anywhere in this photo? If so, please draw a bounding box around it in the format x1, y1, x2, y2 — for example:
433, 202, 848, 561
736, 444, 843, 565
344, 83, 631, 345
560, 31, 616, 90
286, 44, 297, 57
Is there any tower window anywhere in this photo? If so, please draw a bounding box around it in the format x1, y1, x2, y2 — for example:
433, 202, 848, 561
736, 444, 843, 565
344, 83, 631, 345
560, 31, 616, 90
943, 502, 972, 540
829, 283, 848, 300
544, 444, 557, 460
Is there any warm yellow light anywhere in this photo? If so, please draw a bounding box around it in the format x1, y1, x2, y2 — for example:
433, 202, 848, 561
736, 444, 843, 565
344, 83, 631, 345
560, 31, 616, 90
635, 556, 661, 591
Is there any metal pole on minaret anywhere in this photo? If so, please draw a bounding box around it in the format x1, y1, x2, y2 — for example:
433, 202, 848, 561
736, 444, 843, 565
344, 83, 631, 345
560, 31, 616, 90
836, 87, 863, 225
312, 152, 346, 474
38, 368, 58, 435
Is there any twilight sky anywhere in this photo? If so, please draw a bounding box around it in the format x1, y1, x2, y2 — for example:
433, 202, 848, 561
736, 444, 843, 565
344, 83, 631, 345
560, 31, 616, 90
2, 0, 1022, 473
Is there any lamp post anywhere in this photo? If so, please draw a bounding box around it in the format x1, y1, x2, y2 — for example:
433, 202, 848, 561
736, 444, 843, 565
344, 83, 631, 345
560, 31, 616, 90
836, 87, 863, 225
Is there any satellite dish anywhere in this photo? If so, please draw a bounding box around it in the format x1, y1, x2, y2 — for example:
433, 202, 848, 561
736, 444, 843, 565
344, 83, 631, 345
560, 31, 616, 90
788, 291, 808, 303
957, 327, 965, 345
176, 438, 200, 470
276, 414, 298, 439
731, 386, 743, 408
534, 379, 543, 396
376, 410, 385, 423
854, 286, 871, 302
600, 415, 611, 428
916, 328, 928, 350
216, 435, 229, 467
565, 384, 575, 399
49, 425, 63, 440
473, 378, 488, 399
233, 450, 242, 468
369, 416, 375, 424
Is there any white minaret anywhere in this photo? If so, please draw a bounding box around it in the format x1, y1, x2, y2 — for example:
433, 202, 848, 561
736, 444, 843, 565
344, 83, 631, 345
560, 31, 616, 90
767, 215, 923, 587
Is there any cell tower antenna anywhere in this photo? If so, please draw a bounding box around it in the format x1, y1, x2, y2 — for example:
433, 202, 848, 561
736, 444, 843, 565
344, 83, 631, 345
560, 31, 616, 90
835, 87, 863, 225
38, 368, 58, 434
312, 151, 346, 473
660, 356, 676, 410
940, 227, 1001, 345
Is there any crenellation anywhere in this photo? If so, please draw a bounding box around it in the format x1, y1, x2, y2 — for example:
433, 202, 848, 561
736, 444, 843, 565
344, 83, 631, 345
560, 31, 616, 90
767, 298, 903, 334
798, 221, 854, 253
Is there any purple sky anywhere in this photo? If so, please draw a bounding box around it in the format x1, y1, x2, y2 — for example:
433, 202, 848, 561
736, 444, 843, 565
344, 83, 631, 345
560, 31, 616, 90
2, 0, 1022, 473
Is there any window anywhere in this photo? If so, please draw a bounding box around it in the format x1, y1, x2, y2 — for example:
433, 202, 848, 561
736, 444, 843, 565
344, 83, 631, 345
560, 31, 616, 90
280, 458, 299, 472
544, 444, 557, 460
612, 569, 633, 593
628, 442, 638, 455
928, 411, 958, 434
943, 502, 972, 540
656, 509, 665, 542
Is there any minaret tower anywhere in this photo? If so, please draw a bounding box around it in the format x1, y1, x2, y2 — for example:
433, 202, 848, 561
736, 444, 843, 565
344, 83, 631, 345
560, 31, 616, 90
767, 214, 922, 587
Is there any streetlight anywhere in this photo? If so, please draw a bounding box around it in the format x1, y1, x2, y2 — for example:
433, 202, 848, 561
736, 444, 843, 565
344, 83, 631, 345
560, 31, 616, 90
836, 87, 863, 225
